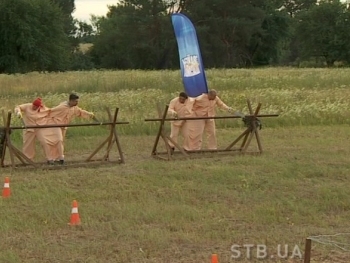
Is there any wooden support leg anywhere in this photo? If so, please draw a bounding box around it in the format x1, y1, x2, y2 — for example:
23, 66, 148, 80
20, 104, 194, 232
151, 105, 169, 157
247, 100, 263, 154
107, 107, 125, 164
1, 110, 7, 167
152, 105, 189, 160
239, 130, 250, 150
86, 136, 111, 161
225, 128, 250, 151
241, 130, 255, 153
226, 99, 263, 154
104, 107, 117, 161
10, 145, 26, 164
85, 107, 125, 164
7, 142, 38, 168
254, 126, 263, 153
1, 111, 38, 168
242, 100, 262, 153
165, 135, 189, 157
3, 111, 15, 169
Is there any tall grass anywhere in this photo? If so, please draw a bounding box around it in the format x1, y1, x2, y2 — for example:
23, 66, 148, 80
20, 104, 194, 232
1, 68, 350, 137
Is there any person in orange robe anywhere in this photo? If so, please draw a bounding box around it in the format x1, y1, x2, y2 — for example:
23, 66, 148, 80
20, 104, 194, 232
46, 93, 94, 163
167, 92, 193, 151
187, 89, 233, 150
14, 98, 61, 163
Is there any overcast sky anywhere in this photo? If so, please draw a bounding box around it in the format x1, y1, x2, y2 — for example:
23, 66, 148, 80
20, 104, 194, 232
74, 0, 118, 22
74, 0, 350, 22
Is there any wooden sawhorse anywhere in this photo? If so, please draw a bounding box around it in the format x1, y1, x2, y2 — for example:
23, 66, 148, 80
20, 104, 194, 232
145, 99, 278, 160
0, 107, 128, 169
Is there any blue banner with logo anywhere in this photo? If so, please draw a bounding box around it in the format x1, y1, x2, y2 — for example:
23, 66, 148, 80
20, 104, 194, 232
171, 13, 208, 97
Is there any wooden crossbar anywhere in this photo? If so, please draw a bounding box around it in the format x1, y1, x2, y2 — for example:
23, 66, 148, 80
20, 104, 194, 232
0, 107, 128, 169
145, 99, 279, 160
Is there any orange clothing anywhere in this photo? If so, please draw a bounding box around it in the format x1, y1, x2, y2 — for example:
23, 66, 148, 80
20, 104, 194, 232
167, 97, 192, 149
14, 103, 50, 128
37, 126, 64, 161
14, 104, 51, 160
48, 101, 93, 134
168, 97, 192, 125
47, 101, 93, 160
191, 94, 230, 117
187, 94, 230, 150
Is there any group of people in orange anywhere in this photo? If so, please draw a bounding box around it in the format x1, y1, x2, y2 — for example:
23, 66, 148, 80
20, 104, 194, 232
14, 93, 94, 165
15, 90, 232, 164
167, 89, 233, 151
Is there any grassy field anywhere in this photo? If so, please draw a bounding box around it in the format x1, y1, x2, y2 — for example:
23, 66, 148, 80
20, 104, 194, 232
1, 68, 350, 262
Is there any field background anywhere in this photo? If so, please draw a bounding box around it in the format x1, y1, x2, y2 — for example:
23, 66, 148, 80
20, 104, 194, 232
1, 68, 350, 262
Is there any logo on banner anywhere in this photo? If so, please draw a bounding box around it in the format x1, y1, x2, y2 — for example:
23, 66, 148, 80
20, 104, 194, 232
181, 55, 201, 77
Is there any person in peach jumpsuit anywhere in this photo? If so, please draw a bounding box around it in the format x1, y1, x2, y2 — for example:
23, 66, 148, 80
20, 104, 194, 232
47, 93, 94, 163
167, 92, 192, 151
187, 89, 233, 150
14, 98, 61, 162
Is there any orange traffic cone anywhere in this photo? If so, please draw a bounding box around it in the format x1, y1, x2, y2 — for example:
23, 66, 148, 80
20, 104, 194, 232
68, 200, 81, 226
2, 177, 10, 198
211, 254, 218, 263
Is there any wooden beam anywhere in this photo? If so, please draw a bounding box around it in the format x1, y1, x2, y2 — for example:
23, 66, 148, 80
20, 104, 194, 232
147, 99, 275, 159
9, 121, 129, 129
145, 114, 278, 122
1, 107, 128, 168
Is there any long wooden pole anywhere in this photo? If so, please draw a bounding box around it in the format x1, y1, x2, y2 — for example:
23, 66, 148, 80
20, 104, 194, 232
8, 121, 129, 130
145, 114, 278, 122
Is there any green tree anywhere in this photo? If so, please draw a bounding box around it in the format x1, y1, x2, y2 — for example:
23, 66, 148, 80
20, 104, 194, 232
296, 0, 350, 66
282, 0, 317, 17
92, 0, 177, 69
249, 9, 290, 65
0, 0, 71, 73
181, 0, 266, 67
51, 0, 77, 47
75, 20, 95, 43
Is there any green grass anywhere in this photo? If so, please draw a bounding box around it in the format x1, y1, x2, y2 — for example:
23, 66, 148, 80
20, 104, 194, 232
1, 126, 350, 262
1, 68, 350, 262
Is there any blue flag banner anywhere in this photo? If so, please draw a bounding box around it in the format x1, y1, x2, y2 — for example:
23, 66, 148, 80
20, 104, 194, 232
171, 13, 208, 97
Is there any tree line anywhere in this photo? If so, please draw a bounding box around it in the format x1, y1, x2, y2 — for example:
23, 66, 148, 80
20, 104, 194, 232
1, 0, 350, 74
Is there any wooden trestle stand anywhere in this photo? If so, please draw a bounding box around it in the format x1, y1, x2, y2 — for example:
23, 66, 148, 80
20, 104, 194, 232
0, 107, 128, 169
145, 99, 278, 160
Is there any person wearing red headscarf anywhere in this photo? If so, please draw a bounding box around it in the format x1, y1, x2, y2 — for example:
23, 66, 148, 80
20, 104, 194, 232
14, 98, 50, 160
